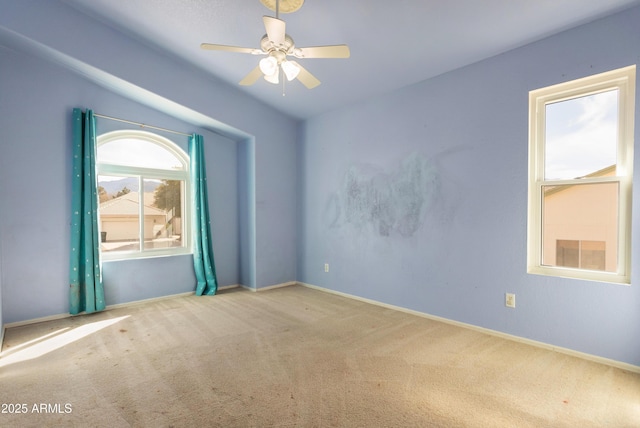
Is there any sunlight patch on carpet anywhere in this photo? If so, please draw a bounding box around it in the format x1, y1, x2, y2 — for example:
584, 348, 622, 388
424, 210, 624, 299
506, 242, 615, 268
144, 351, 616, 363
0, 316, 130, 368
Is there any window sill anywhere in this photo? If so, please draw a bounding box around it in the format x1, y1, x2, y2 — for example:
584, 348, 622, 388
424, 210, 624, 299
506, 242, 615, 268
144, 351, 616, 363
527, 265, 630, 285
101, 248, 192, 263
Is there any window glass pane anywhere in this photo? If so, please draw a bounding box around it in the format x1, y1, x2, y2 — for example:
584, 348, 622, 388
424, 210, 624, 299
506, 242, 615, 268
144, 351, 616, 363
98, 138, 184, 170
98, 175, 140, 253
541, 182, 618, 272
556, 240, 579, 268
544, 90, 618, 180
581, 240, 606, 271
96, 131, 190, 260
143, 179, 184, 250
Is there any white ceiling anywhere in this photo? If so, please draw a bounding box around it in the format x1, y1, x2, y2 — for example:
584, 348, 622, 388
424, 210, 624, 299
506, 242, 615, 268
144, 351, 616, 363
62, 0, 640, 120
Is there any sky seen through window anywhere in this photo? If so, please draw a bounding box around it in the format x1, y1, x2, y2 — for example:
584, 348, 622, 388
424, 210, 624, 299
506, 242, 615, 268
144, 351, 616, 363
544, 89, 618, 180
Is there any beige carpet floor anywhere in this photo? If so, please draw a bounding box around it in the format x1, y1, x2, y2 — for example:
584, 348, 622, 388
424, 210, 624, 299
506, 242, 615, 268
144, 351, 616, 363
0, 285, 638, 427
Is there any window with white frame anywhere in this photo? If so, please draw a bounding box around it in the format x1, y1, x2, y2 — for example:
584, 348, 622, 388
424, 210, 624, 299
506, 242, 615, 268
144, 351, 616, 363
528, 65, 635, 284
96, 130, 190, 260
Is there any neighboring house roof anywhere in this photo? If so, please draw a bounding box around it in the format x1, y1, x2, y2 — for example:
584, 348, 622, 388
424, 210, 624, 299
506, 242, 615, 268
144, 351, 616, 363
100, 192, 167, 216
544, 165, 616, 197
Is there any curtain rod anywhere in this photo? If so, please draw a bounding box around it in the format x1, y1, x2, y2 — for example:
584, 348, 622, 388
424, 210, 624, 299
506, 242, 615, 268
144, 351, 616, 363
93, 113, 192, 137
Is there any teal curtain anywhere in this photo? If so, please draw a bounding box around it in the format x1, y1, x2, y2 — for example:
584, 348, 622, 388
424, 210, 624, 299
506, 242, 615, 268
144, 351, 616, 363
69, 108, 105, 314
189, 134, 218, 296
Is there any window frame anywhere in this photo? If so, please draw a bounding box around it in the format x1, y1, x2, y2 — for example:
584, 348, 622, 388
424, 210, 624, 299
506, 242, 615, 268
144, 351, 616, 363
527, 65, 635, 284
96, 130, 191, 261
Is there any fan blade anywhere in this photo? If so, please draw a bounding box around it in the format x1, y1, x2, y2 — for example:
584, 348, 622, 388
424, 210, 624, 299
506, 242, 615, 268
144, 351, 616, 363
289, 61, 321, 89
263, 16, 286, 46
293, 45, 350, 59
201, 43, 261, 55
239, 66, 263, 86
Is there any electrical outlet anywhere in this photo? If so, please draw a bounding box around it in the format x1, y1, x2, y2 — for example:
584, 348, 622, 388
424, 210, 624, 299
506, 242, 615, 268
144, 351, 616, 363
505, 293, 516, 308
324, 263, 329, 272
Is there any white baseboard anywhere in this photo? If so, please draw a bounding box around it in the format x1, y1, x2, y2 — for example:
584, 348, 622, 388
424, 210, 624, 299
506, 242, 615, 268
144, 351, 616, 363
298, 282, 640, 374
4, 312, 75, 329
5, 292, 197, 329
3, 285, 245, 329
105, 291, 195, 310
241, 281, 296, 292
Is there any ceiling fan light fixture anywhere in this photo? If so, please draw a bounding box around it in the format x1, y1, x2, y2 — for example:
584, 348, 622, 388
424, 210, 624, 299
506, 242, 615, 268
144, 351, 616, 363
264, 71, 280, 84
259, 56, 278, 76
281, 60, 300, 81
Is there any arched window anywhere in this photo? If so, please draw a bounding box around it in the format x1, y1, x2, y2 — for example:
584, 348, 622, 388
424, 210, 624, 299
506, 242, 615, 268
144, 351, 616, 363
96, 130, 190, 260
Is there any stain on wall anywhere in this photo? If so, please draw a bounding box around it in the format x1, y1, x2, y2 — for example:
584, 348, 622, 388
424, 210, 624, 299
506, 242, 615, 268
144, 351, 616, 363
325, 153, 439, 238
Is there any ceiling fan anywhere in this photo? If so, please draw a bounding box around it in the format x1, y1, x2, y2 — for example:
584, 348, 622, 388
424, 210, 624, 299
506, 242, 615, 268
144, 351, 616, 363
200, 0, 350, 89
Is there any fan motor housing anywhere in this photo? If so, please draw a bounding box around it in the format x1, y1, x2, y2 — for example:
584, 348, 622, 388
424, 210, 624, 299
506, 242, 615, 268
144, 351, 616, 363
261, 34, 295, 54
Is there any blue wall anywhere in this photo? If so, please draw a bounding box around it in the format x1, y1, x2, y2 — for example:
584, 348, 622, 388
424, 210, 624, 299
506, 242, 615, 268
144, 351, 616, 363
298, 6, 640, 366
0, 0, 298, 292
0, 0, 298, 323
238, 139, 257, 289
0, 47, 236, 321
